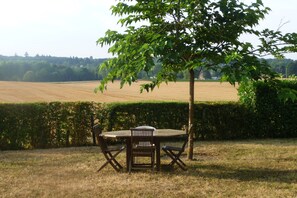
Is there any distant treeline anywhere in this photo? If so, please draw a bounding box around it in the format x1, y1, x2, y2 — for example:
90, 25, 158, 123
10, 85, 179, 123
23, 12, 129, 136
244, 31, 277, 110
0, 55, 297, 82
266, 58, 297, 78
0, 55, 107, 82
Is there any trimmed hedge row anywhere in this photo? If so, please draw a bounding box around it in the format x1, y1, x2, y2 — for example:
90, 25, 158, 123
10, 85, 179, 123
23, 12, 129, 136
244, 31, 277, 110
0, 102, 99, 150
103, 102, 256, 140
1, 94, 296, 150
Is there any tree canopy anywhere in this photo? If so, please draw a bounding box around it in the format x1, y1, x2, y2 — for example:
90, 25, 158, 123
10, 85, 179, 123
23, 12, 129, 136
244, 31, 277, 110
97, 0, 297, 159
98, 0, 296, 90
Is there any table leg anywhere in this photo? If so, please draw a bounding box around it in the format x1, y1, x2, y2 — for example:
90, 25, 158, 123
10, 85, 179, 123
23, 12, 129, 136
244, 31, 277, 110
155, 139, 160, 171
125, 138, 131, 172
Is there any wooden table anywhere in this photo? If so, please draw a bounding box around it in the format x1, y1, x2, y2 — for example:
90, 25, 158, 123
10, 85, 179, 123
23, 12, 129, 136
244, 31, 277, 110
102, 129, 187, 171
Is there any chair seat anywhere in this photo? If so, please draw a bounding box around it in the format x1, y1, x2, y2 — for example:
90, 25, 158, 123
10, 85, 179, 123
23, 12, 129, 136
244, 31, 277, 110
137, 142, 155, 147
106, 145, 126, 152
134, 144, 155, 149
162, 145, 183, 151
133, 147, 155, 150
133, 145, 156, 156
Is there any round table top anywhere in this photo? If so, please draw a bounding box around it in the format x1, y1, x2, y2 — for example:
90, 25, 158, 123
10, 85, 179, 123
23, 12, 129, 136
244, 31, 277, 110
102, 129, 186, 138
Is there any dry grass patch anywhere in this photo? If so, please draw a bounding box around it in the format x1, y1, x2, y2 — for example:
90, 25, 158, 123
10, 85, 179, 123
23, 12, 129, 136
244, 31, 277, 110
1, 139, 296, 198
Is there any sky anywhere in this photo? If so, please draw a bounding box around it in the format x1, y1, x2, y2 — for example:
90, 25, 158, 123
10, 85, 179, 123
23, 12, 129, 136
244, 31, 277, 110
0, 0, 296, 59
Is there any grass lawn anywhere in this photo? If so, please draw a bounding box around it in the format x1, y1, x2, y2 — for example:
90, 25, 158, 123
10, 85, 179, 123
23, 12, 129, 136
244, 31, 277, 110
0, 139, 296, 198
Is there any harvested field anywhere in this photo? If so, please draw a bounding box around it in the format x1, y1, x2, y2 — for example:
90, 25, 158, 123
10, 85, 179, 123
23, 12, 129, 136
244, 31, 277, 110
0, 81, 238, 103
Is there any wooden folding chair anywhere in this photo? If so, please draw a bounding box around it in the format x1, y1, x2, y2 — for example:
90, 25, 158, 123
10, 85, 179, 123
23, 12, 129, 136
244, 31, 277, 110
129, 128, 156, 173
94, 125, 125, 172
162, 134, 188, 171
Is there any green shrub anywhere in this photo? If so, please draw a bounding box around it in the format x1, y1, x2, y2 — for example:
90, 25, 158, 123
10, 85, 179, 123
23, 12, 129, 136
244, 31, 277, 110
238, 80, 297, 138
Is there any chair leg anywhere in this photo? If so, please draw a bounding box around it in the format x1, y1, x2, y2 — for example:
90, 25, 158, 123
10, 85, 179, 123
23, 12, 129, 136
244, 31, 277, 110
170, 152, 187, 169
168, 150, 181, 165
174, 155, 186, 167
151, 151, 155, 172
129, 153, 155, 173
98, 157, 120, 172
129, 156, 135, 173
107, 152, 123, 169
163, 149, 187, 170
97, 161, 111, 172
129, 156, 140, 173
98, 150, 123, 172
174, 159, 187, 171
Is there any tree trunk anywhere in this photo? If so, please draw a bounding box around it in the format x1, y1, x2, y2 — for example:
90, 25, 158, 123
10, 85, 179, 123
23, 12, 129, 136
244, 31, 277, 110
187, 68, 195, 160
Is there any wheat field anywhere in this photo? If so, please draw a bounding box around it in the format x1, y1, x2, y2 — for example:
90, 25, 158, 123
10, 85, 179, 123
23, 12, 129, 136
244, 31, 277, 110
0, 81, 238, 103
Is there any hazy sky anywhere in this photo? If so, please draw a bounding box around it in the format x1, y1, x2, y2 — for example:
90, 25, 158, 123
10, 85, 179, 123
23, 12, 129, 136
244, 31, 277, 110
0, 0, 296, 59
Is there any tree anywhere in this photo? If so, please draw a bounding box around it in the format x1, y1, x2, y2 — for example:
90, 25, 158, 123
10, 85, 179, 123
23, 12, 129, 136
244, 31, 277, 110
202, 69, 212, 80
23, 71, 36, 81
97, 0, 297, 160
288, 61, 297, 76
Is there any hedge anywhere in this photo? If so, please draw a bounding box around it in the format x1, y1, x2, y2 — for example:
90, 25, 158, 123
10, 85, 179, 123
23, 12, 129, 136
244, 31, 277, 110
0, 102, 98, 150
103, 102, 256, 140
1, 94, 296, 150
238, 80, 297, 138
258, 81, 297, 137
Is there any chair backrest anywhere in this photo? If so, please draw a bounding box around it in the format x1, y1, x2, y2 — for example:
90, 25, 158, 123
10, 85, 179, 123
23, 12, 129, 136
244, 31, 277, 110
180, 125, 189, 151
130, 128, 154, 147
94, 124, 108, 152
180, 134, 189, 152
135, 125, 156, 131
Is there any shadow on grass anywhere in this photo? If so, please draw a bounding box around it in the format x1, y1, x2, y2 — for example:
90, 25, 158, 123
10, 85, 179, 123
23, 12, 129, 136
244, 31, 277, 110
215, 138, 297, 147
189, 164, 297, 184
